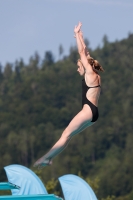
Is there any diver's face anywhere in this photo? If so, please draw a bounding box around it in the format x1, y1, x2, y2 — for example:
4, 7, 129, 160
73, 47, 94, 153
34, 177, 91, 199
77, 61, 85, 76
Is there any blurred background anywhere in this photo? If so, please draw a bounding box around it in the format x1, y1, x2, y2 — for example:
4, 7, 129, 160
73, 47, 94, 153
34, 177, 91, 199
0, 0, 133, 65
0, 0, 133, 200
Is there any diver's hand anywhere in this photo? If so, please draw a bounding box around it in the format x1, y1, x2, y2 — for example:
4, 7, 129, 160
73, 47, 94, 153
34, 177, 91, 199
74, 21, 82, 34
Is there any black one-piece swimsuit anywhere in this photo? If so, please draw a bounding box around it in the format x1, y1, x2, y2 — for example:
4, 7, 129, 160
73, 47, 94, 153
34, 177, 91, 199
82, 78, 101, 122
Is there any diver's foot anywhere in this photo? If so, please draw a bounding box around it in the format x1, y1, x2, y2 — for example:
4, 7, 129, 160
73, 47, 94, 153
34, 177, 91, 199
33, 156, 52, 169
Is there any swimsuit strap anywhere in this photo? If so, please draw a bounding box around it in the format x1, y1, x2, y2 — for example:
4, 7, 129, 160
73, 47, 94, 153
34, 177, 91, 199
88, 85, 101, 89
82, 78, 101, 89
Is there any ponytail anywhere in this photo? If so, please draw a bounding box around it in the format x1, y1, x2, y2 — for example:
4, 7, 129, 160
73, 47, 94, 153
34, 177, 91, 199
87, 57, 104, 72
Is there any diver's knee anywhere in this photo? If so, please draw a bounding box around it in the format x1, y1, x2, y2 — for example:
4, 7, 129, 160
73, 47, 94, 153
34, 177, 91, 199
61, 128, 71, 140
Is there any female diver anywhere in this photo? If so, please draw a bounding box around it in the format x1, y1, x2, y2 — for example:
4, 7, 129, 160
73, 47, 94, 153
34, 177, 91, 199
34, 22, 104, 168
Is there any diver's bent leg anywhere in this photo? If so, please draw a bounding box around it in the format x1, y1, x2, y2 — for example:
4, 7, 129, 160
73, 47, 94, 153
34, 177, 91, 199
43, 120, 92, 159
34, 107, 94, 168
33, 124, 89, 168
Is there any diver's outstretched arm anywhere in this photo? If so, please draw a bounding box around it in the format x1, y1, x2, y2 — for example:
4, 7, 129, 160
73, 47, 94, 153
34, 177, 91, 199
74, 22, 93, 72
78, 30, 90, 58
74, 22, 90, 57
74, 22, 85, 55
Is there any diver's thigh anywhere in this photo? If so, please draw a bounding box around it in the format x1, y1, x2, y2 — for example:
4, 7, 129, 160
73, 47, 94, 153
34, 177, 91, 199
63, 109, 93, 137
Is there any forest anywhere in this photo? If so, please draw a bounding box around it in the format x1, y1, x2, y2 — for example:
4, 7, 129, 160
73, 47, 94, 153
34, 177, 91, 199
0, 33, 133, 200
